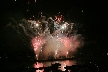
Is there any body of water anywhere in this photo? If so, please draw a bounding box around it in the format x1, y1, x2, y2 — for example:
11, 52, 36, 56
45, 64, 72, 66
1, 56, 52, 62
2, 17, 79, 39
33, 60, 76, 72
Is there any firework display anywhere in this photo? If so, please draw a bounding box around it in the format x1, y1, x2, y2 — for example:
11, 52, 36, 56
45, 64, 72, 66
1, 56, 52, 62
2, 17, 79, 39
6, 14, 84, 60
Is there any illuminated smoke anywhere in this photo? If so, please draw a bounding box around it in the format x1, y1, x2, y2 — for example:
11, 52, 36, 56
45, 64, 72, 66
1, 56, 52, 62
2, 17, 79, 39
6, 14, 84, 60
29, 15, 84, 59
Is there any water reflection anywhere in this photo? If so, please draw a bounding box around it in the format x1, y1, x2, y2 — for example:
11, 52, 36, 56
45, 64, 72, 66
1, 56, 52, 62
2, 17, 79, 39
33, 60, 76, 72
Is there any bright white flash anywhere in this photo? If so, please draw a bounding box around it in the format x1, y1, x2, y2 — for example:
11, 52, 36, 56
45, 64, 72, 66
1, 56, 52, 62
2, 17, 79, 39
36, 23, 39, 27
67, 51, 68, 54
61, 24, 67, 30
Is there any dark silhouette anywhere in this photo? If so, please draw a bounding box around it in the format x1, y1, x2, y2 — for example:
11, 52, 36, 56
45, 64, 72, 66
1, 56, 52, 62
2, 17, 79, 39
41, 16, 48, 33
47, 17, 54, 34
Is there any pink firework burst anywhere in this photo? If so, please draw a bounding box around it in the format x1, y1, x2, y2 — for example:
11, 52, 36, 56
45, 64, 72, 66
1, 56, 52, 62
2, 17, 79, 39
59, 36, 81, 52
60, 37, 71, 48
31, 37, 45, 51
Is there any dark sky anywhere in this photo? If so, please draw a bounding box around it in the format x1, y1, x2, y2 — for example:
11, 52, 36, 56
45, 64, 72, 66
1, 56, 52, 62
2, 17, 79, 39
0, 0, 108, 65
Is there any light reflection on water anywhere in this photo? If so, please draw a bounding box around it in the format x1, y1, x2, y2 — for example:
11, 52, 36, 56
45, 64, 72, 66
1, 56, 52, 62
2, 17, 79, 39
33, 60, 76, 72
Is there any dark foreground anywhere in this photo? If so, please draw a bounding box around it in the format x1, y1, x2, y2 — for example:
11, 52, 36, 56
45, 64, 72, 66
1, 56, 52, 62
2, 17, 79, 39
1, 64, 108, 72
1, 59, 108, 72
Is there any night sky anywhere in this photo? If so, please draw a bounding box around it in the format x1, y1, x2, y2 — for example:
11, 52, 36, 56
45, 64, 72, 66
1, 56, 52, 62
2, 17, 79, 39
0, 0, 108, 71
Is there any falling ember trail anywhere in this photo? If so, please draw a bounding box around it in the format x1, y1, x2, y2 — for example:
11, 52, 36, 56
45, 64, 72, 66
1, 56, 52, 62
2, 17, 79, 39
32, 37, 40, 51
31, 37, 45, 52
